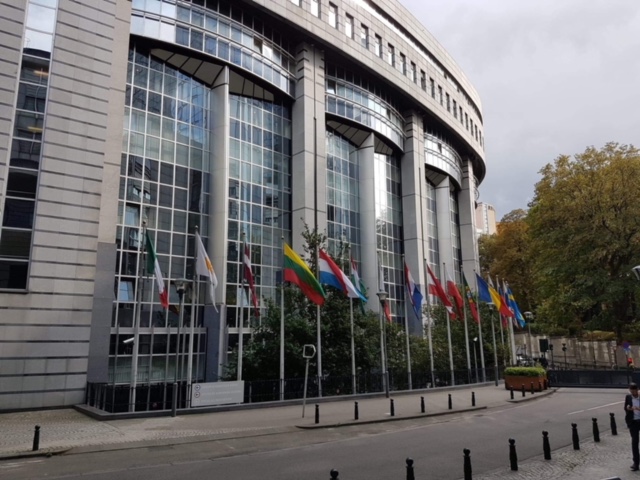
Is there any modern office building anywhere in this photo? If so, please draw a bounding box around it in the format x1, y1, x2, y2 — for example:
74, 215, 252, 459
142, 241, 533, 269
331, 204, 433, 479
0, 0, 486, 410
475, 202, 497, 236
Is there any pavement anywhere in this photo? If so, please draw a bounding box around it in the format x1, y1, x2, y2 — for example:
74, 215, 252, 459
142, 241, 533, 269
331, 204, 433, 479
0, 384, 633, 479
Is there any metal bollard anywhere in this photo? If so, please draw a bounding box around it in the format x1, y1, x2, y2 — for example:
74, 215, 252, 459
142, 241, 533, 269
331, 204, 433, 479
354, 401, 359, 420
463, 448, 472, 480
571, 423, 580, 450
542, 431, 551, 460
509, 438, 518, 471
420, 396, 425, 413
592, 417, 600, 442
530, 382, 535, 394
510, 388, 514, 400
448, 393, 452, 410
330, 468, 339, 479
406, 458, 415, 480
610, 412, 618, 436
315, 404, 320, 424
390, 398, 395, 417
521, 385, 526, 397
32, 425, 40, 452
472, 391, 476, 407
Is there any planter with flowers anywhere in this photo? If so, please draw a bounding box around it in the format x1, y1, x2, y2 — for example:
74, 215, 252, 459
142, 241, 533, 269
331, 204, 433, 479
504, 366, 547, 391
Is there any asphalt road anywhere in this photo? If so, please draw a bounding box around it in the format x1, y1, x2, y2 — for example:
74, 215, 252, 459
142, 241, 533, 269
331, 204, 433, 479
0, 388, 626, 480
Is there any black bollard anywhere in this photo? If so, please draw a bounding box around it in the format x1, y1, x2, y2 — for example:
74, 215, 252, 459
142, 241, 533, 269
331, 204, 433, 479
592, 417, 600, 442
472, 391, 476, 407
420, 396, 425, 413
571, 423, 580, 450
510, 388, 514, 400
315, 404, 320, 424
509, 438, 518, 471
32, 425, 40, 452
521, 384, 526, 397
354, 401, 359, 421
463, 448, 472, 480
390, 398, 395, 417
542, 431, 551, 460
610, 412, 618, 436
530, 382, 535, 394
330, 469, 339, 479
406, 458, 415, 480
448, 393, 452, 410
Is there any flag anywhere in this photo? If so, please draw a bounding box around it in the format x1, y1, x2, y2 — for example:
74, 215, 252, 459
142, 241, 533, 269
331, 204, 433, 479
195, 231, 218, 309
506, 282, 526, 327
284, 243, 326, 305
463, 274, 479, 324
445, 269, 464, 318
404, 262, 423, 319
489, 276, 513, 318
145, 231, 168, 308
378, 259, 392, 323
319, 249, 366, 301
243, 242, 260, 317
426, 264, 455, 317
475, 273, 493, 303
350, 257, 368, 313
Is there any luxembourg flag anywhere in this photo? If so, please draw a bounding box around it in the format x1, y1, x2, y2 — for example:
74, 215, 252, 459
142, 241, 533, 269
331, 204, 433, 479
404, 262, 423, 319
319, 249, 366, 301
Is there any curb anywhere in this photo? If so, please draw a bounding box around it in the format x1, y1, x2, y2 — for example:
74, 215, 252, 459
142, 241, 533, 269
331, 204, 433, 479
296, 405, 487, 429
506, 388, 557, 403
0, 448, 71, 461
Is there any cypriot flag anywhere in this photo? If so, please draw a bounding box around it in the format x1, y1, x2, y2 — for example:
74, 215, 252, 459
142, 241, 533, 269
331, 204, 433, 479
195, 231, 218, 311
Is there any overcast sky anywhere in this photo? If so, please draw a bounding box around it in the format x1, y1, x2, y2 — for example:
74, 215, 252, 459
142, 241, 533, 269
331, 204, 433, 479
400, 0, 640, 220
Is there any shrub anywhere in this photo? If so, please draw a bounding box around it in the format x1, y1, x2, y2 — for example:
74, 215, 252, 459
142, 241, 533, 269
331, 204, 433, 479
504, 366, 546, 377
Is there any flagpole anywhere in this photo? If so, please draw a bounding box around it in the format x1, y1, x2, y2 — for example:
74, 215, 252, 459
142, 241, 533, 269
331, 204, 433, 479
280, 235, 285, 401
402, 255, 412, 390
472, 272, 487, 383
130, 220, 146, 412
495, 275, 506, 365
377, 251, 389, 397
423, 258, 435, 388
459, 265, 471, 384
186, 226, 199, 407
477, 271, 498, 385
503, 279, 517, 365
443, 263, 455, 386
347, 244, 357, 395
238, 232, 246, 382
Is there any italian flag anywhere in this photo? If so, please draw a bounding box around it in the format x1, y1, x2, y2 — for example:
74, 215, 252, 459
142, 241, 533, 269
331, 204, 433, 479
145, 231, 169, 308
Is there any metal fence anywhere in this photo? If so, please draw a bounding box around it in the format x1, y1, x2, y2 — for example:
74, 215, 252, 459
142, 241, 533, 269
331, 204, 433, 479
548, 368, 640, 388
86, 367, 502, 413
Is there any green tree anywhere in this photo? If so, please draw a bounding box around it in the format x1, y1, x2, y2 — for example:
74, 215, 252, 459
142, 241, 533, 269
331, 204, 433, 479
528, 142, 640, 338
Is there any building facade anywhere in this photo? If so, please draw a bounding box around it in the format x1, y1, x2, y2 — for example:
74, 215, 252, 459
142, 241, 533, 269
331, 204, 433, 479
0, 0, 485, 410
475, 202, 497, 236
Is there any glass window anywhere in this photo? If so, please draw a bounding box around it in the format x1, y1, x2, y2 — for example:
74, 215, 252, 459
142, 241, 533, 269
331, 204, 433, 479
20, 56, 49, 85
2, 198, 35, 228
374, 34, 382, 57
360, 24, 368, 49
345, 14, 353, 38
0, 260, 29, 289
23, 29, 53, 56
328, 3, 337, 28
13, 112, 44, 141
6, 169, 38, 199
16, 82, 47, 113
310, 0, 319, 17
10, 139, 41, 170
26, 3, 56, 33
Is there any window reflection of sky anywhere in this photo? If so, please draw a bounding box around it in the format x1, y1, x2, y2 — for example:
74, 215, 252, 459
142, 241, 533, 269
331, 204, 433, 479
26, 3, 56, 33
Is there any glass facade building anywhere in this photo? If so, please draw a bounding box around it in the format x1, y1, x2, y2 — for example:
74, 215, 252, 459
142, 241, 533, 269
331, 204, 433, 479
0, 0, 485, 410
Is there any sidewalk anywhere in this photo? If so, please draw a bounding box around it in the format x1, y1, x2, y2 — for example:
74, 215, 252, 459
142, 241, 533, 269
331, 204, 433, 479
0, 385, 630, 479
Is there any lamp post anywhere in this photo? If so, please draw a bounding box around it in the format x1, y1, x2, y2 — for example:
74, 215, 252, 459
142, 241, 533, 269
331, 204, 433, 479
172, 279, 188, 417
562, 343, 568, 369
376, 290, 390, 398
472, 337, 479, 383
549, 343, 555, 369
523, 312, 534, 363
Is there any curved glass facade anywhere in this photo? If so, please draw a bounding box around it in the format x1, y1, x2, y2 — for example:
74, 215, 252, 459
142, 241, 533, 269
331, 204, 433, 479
326, 131, 361, 257
131, 0, 296, 96
450, 190, 462, 283
111, 46, 211, 383
325, 64, 404, 150
226, 94, 292, 336
375, 152, 404, 323
424, 179, 439, 270
424, 133, 462, 186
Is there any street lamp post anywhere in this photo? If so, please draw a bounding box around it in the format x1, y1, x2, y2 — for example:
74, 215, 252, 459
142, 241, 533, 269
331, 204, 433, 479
172, 279, 188, 417
472, 337, 479, 383
562, 343, 568, 369
376, 290, 390, 398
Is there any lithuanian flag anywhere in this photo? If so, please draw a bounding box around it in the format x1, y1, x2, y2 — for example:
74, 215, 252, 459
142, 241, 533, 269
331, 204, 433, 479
284, 243, 325, 305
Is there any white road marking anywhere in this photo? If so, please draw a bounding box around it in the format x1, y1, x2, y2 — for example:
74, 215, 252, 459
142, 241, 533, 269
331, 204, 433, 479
568, 401, 623, 415
0, 459, 44, 469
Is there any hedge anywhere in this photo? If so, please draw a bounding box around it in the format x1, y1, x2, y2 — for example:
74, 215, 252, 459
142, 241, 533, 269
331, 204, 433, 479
504, 366, 547, 377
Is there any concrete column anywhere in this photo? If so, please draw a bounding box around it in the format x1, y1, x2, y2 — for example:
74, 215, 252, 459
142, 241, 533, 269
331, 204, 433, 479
291, 43, 327, 247
209, 67, 230, 378
401, 111, 426, 334
459, 160, 479, 280
435, 176, 453, 276
357, 133, 378, 312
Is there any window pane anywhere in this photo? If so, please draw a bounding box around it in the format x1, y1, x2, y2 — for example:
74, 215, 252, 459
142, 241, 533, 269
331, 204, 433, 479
0, 230, 32, 258
20, 56, 49, 85
14, 112, 44, 141
26, 3, 56, 33
2, 198, 35, 228
0, 260, 29, 289
6, 169, 38, 199
10, 139, 41, 169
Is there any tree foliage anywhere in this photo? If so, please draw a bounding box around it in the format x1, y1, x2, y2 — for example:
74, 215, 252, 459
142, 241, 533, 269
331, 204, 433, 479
527, 142, 640, 337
